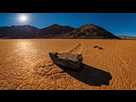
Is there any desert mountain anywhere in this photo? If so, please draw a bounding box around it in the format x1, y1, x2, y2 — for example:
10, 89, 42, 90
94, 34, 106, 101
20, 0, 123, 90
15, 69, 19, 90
117, 35, 134, 39
10, 24, 75, 39
1, 24, 120, 39
64, 24, 120, 39
35, 24, 75, 38
0, 25, 38, 38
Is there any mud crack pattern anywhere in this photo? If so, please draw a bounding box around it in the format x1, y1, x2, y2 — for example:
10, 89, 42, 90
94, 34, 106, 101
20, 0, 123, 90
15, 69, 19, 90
0, 39, 136, 90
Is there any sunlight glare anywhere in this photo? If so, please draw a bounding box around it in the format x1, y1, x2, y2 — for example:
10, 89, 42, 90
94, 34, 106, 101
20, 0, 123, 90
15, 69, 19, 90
16, 13, 30, 24
20, 15, 27, 21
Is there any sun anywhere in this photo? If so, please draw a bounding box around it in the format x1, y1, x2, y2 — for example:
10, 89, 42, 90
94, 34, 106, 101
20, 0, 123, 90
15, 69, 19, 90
16, 13, 30, 24
20, 15, 27, 21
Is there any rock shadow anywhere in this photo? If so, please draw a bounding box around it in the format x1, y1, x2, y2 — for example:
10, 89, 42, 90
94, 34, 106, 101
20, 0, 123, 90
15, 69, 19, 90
93, 46, 103, 50
57, 64, 112, 86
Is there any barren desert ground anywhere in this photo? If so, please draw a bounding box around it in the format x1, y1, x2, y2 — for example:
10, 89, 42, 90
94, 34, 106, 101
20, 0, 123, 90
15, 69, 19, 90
0, 39, 136, 90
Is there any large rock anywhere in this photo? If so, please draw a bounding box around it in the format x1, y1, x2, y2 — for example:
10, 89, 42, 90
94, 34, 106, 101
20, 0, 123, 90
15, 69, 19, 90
49, 52, 83, 71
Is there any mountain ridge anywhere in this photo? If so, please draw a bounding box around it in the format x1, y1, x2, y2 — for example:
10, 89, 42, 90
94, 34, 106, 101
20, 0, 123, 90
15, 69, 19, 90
117, 35, 135, 39
0, 25, 38, 38
0, 24, 120, 39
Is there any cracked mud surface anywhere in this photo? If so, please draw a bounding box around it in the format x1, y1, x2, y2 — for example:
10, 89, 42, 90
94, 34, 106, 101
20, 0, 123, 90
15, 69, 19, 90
0, 39, 136, 90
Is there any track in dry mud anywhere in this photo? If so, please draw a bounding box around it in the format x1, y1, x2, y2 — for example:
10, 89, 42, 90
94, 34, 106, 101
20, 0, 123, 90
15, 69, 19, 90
0, 39, 136, 90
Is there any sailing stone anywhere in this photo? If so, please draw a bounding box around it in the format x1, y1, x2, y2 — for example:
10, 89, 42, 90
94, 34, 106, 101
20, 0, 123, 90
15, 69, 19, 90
49, 52, 83, 71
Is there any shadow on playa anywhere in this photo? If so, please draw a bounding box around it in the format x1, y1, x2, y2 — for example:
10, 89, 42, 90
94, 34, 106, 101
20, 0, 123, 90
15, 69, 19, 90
57, 64, 112, 86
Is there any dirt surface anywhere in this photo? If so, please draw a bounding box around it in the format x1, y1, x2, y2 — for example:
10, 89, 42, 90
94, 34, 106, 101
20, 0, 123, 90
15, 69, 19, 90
0, 39, 136, 90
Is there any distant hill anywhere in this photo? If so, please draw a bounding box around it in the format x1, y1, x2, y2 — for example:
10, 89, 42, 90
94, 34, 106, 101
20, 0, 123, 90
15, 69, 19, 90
10, 24, 75, 39
130, 37, 136, 39
35, 24, 75, 38
64, 24, 120, 39
0, 25, 38, 38
0, 24, 120, 39
117, 35, 134, 39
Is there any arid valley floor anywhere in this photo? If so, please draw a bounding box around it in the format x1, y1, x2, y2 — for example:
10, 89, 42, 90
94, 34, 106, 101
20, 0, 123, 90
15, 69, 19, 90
0, 39, 136, 90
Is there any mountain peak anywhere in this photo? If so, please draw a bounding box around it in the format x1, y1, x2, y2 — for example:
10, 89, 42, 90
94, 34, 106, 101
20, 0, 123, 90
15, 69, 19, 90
65, 24, 120, 39
80, 24, 98, 29
35, 23, 75, 38
50, 24, 61, 27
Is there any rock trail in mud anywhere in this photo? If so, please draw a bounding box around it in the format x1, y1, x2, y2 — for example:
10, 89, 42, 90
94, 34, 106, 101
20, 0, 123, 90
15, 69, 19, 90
0, 39, 136, 90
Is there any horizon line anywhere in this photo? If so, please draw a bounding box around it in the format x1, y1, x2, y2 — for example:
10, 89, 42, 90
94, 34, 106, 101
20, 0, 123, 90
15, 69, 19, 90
0, 24, 136, 37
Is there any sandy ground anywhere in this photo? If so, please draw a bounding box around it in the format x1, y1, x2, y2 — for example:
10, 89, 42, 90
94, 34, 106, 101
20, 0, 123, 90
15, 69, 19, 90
0, 39, 136, 90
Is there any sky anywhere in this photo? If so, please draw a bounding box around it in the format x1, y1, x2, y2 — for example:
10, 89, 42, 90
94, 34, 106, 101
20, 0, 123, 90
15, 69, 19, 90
0, 13, 136, 37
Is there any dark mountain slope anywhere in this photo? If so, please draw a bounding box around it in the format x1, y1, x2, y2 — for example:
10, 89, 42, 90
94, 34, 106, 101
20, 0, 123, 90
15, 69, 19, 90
10, 31, 38, 39
64, 24, 120, 39
0, 25, 38, 38
35, 24, 75, 38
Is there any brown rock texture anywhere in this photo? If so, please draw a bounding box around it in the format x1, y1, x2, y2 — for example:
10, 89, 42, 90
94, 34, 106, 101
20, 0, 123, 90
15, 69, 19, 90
49, 52, 83, 70
64, 24, 120, 39
0, 39, 136, 90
